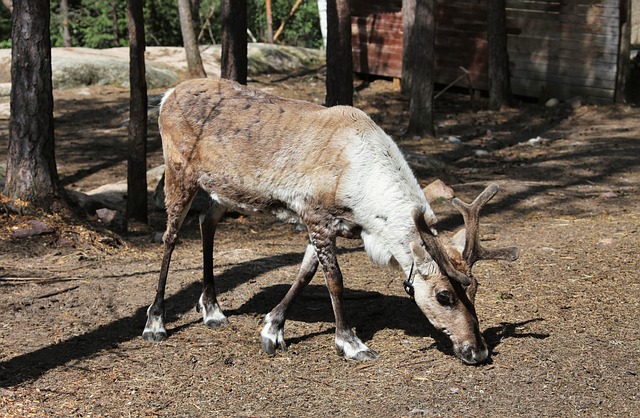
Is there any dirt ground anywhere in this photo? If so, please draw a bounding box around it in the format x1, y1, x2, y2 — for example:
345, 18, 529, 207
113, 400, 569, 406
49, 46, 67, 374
0, 67, 639, 417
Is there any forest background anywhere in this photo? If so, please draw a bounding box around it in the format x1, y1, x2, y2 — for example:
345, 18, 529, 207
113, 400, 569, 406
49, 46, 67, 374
0, 0, 323, 49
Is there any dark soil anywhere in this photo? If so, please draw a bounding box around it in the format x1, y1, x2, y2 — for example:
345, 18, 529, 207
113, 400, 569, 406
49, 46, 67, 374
0, 69, 638, 417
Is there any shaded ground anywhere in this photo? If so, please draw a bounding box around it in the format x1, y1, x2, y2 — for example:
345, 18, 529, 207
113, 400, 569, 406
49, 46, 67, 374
0, 67, 639, 417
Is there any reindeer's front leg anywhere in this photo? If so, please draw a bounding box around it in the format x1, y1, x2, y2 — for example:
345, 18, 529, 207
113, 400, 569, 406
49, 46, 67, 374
309, 224, 377, 361
260, 243, 319, 354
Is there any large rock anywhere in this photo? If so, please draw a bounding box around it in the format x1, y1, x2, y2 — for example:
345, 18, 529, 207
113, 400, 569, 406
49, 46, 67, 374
50, 47, 178, 90
0, 44, 325, 96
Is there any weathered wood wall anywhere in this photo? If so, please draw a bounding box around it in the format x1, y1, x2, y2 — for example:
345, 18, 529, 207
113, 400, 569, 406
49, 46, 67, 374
351, 0, 626, 102
351, 0, 404, 78
507, 0, 621, 102
631, 0, 639, 45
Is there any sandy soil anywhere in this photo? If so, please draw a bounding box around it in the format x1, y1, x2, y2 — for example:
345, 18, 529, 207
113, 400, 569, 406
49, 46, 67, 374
0, 66, 639, 417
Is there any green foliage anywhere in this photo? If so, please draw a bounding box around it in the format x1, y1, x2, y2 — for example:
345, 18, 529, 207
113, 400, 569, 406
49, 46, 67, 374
0, 3, 11, 48
144, 0, 182, 46
0, 0, 322, 49
249, 0, 322, 48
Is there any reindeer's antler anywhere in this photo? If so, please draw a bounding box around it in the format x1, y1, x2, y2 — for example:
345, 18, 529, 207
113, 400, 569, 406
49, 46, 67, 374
452, 183, 519, 267
412, 207, 472, 286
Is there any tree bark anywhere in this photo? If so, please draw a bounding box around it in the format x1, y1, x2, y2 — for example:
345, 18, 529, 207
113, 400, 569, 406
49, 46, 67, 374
487, 0, 512, 109
190, 0, 201, 37
126, 0, 148, 223
401, 0, 416, 95
4, 0, 67, 211
404, 0, 436, 139
220, 0, 248, 84
325, 0, 353, 106
111, 0, 120, 47
266, 0, 274, 43
179, 0, 206, 78
60, 0, 72, 47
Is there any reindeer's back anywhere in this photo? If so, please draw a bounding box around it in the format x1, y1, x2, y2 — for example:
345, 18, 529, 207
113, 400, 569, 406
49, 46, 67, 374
159, 78, 376, 216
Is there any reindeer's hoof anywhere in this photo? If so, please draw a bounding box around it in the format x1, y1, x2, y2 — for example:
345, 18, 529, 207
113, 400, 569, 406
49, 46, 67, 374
143, 307, 167, 343
142, 330, 167, 343
260, 315, 287, 354
198, 295, 229, 329
261, 333, 288, 355
336, 333, 377, 361
337, 345, 378, 361
205, 317, 230, 328
353, 348, 378, 361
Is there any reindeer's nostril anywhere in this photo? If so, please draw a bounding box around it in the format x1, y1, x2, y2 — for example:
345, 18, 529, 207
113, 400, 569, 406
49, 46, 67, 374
457, 343, 489, 365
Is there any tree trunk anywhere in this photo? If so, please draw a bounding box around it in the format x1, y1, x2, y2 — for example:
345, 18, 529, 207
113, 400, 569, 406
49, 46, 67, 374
404, 0, 436, 139
220, 0, 248, 84
190, 0, 201, 37
111, 1, 120, 47
325, 0, 353, 106
487, 0, 512, 109
266, 0, 274, 43
4, 0, 67, 211
60, 0, 72, 47
179, 0, 206, 78
401, 0, 416, 95
126, 0, 148, 223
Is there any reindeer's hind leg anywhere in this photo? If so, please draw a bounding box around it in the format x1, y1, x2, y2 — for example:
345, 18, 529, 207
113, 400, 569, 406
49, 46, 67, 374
196, 203, 229, 328
143, 170, 199, 342
260, 243, 319, 354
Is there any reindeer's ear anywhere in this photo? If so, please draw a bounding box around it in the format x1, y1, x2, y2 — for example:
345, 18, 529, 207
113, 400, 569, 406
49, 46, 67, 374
450, 229, 466, 254
410, 241, 435, 278
410, 241, 429, 262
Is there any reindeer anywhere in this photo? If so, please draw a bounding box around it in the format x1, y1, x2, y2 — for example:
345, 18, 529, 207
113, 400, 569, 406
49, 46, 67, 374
143, 78, 519, 364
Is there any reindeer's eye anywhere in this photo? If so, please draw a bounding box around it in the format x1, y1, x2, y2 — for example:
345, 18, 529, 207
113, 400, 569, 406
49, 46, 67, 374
436, 290, 455, 306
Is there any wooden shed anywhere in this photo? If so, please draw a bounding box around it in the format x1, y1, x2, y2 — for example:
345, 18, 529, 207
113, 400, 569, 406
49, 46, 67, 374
351, 0, 631, 103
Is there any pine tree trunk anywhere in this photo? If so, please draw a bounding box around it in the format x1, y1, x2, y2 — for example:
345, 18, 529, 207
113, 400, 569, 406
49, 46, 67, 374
487, 0, 512, 110
405, 0, 436, 139
127, 0, 147, 222
325, 0, 353, 106
221, 0, 247, 84
179, 0, 206, 78
4, 0, 66, 211
60, 0, 72, 47
400, 0, 416, 95
126, 0, 148, 223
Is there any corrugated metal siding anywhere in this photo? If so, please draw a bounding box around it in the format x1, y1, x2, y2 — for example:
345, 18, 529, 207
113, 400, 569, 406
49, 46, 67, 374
351, 0, 623, 102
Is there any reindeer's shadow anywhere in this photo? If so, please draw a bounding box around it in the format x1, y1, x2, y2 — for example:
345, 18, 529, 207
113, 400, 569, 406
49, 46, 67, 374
228, 282, 549, 362
0, 249, 548, 388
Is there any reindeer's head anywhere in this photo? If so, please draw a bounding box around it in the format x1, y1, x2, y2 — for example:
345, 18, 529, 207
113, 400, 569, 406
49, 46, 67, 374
408, 184, 519, 364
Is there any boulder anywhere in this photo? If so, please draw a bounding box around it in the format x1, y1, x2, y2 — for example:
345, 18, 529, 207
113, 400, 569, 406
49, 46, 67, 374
423, 179, 455, 204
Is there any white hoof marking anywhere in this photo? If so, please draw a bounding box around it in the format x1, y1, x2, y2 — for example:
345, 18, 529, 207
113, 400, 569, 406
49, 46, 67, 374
198, 294, 228, 326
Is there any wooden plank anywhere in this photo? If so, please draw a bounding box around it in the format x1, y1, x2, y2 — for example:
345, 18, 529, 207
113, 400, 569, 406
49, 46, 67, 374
511, 77, 615, 101
554, 0, 618, 6
506, 0, 620, 11
509, 49, 618, 65
351, 14, 403, 31
351, 0, 401, 16
507, 15, 620, 31
508, 31, 619, 45
511, 67, 618, 88
506, 0, 561, 13
508, 35, 620, 54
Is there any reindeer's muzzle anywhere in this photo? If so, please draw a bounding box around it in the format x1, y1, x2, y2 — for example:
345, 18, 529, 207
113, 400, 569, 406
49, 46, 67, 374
455, 338, 489, 364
